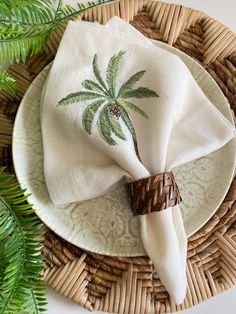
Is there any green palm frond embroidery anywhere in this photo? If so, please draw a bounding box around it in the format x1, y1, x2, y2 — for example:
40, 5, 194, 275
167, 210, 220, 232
58, 50, 159, 150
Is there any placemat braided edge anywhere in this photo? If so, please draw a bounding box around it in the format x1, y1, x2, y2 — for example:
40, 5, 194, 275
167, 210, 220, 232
0, 1, 236, 313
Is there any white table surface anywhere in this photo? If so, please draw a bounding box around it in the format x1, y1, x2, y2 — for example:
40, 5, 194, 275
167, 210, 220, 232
47, 1, 236, 313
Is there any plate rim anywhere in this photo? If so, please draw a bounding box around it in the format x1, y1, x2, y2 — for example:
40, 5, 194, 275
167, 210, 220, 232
12, 40, 236, 256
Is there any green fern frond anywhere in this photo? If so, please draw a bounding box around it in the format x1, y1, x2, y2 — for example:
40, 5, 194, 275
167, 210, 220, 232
0, 1, 109, 25
0, 2, 11, 20
0, 0, 115, 66
0, 27, 51, 63
55, 2, 80, 21
0, 70, 16, 95
9, 1, 54, 25
74, 0, 113, 20
0, 167, 46, 314
106, 50, 125, 96
0, 1, 115, 27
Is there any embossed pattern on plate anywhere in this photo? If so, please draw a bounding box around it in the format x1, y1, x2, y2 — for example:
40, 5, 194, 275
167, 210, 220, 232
13, 41, 236, 256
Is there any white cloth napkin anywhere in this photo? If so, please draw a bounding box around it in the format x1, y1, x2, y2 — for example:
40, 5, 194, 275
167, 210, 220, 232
41, 17, 235, 304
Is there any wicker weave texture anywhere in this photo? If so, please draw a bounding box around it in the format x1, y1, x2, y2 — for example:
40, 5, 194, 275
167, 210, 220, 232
128, 172, 181, 215
1, 1, 236, 313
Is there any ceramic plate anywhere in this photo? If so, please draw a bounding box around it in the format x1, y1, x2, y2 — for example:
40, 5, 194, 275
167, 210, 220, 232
13, 41, 236, 256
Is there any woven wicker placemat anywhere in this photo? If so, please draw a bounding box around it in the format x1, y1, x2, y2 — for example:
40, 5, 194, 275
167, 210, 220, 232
1, 1, 236, 313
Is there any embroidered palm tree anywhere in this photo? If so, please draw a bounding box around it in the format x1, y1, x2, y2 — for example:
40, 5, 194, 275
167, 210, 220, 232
58, 50, 159, 153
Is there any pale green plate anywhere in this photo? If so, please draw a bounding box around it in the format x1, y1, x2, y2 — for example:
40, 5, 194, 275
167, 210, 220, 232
13, 41, 236, 256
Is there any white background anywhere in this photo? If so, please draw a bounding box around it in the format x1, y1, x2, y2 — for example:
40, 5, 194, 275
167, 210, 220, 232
47, 1, 236, 313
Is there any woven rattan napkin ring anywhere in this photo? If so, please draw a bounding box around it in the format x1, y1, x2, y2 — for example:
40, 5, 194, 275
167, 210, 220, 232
128, 172, 182, 215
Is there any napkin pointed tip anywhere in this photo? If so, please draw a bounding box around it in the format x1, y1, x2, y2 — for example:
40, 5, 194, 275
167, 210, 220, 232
170, 286, 187, 305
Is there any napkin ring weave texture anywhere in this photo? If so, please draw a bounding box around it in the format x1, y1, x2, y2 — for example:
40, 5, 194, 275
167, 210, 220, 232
128, 172, 182, 216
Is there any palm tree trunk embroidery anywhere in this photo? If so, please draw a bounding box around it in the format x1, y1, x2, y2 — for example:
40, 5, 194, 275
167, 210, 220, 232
58, 50, 159, 160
